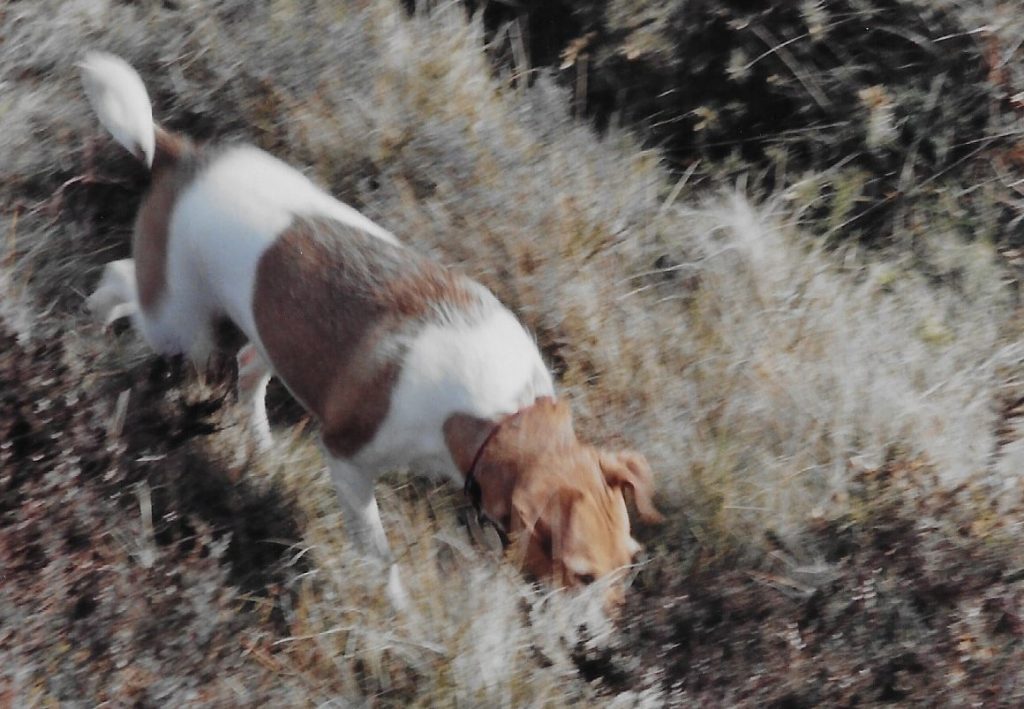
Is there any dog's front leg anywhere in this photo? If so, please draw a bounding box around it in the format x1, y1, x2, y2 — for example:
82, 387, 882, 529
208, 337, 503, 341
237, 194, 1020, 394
236, 343, 273, 451
326, 456, 410, 611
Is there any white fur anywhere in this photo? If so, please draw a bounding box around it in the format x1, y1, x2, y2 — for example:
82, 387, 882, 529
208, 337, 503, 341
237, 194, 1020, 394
83, 54, 554, 608
236, 343, 273, 451
78, 52, 155, 167
353, 303, 554, 480
87, 258, 139, 326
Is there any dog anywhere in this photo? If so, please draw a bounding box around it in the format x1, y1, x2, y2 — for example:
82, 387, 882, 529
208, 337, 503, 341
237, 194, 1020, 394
79, 52, 662, 608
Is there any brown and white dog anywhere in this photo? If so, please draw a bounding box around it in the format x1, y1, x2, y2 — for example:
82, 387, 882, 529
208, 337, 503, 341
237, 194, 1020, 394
80, 52, 661, 608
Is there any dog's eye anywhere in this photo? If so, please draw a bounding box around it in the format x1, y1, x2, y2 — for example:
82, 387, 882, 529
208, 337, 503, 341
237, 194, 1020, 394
576, 572, 596, 586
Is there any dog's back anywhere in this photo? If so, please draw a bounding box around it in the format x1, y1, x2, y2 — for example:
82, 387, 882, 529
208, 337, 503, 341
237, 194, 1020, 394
80, 53, 400, 361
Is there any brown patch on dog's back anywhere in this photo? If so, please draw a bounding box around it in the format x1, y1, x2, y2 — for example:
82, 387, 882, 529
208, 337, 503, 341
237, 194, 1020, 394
134, 127, 198, 311
253, 217, 483, 457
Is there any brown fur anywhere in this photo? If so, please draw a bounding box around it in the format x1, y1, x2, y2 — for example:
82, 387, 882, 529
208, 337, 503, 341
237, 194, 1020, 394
253, 217, 483, 457
133, 126, 196, 312
444, 398, 660, 601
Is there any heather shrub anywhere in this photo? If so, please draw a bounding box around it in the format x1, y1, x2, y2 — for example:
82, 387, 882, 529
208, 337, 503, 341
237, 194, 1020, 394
473, 0, 1024, 244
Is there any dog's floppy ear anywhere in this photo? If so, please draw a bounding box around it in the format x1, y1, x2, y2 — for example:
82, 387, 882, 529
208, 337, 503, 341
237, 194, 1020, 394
599, 449, 663, 524
510, 485, 582, 574
511, 485, 579, 536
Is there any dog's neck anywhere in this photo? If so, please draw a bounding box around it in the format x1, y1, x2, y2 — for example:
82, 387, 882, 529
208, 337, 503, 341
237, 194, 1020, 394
443, 396, 563, 531
459, 409, 522, 532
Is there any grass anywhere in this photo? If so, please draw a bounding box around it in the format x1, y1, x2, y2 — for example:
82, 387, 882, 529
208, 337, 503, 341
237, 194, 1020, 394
3, 0, 1024, 704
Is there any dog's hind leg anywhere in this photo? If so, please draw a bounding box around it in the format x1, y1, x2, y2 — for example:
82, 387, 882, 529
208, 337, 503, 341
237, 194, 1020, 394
236, 343, 273, 451
326, 455, 410, 611
87, 259, 138, 326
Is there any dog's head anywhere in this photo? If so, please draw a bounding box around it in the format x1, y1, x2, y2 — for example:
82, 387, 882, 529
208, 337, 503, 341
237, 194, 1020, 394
446, 398, 662, 606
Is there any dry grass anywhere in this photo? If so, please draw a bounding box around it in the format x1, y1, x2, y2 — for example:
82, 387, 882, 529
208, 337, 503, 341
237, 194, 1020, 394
3, 0, 1024, 704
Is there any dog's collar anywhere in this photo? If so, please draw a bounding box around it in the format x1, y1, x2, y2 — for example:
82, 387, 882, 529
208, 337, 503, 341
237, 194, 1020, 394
461, 405, 532, 545
463, 413, 512, 543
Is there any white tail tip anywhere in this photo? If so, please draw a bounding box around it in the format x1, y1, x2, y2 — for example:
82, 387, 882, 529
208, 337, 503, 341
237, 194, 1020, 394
78, 51, 155, 168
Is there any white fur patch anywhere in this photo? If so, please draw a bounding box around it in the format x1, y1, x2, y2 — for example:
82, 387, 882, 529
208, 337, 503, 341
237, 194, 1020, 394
86, 258, 138, 326
353, 302, 555, 479
79, 52, 155, 166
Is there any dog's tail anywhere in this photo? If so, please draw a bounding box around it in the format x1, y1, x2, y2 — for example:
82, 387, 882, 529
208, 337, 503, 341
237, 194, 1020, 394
78, 52, 186, 171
